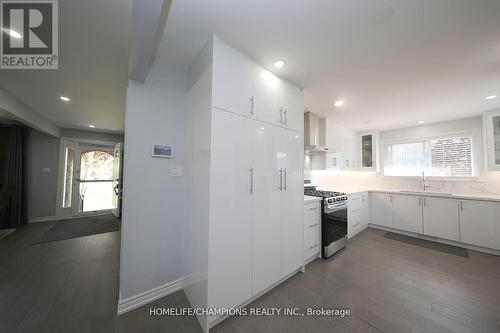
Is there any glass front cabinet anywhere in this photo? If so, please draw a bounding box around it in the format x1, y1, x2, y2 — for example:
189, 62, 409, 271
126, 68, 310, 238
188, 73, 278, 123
358, 130, 377, 171
484, 110, 500, 170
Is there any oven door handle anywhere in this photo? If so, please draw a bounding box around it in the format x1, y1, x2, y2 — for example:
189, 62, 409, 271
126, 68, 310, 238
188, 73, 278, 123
325, 205, 347, 213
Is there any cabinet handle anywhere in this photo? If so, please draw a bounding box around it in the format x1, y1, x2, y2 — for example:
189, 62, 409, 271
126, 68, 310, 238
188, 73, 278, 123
460, 201, 463, 211
418, 197, 421, 206
279, 107, 283, 124
250, 95, 254, 115
249, 167, 254, 193
284, 108, 288, 125
308, 207, 319, 211
352, 208, 360, 213
308, 223, 319, 227
353, 223, 360, 227
389, 195, 392, 202
278, 168, 283, 191
362, 195, 365, 202
283, 168, 287, 191
309, 243, 319, 249
423, 198, 426, 206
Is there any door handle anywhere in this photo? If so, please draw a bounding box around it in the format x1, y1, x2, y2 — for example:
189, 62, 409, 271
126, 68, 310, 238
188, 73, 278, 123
283, 168, 287, 191
249, 167, 254, 193
250, 95, 254, 115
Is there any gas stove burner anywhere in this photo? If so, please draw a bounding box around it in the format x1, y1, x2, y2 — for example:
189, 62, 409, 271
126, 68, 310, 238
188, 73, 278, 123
304, 187, 346, 198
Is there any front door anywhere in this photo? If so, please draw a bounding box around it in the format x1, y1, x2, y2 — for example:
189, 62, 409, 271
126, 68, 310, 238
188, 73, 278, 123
75, 145, 116, 215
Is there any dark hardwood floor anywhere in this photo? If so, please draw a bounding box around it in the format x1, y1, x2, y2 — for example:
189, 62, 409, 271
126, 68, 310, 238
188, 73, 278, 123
1, 222, 500, 333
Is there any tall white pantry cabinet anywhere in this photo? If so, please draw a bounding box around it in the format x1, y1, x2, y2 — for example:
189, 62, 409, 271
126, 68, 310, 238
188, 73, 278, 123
184, 36, 304, 332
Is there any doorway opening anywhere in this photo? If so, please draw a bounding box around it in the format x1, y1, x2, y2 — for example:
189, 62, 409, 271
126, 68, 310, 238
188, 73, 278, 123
58, 139, 122, 218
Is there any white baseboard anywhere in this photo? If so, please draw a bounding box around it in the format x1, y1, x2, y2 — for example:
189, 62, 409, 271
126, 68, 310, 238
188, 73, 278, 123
28, 216, 57, 223
117, 277, 184, 315
369, 224, 500, 256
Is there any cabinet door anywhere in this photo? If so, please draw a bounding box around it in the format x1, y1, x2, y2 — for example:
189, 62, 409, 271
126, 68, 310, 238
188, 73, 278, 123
251, 66, 284, 127
282, 80, 304, 133
460, 200, 500, 250
209, 109, 253, 309
392, 194, 423, 234
423, 197, 459, 241
282, 130, 304, 277
252, 122, 283, 295
212, 39, 254, 117
484, 110, 500, 170
370, 193, 393, 228
348, 194, 362, 236
360, 193, 370, 227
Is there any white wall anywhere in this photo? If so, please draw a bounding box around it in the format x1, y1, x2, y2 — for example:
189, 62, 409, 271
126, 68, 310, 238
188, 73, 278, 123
119, 64, 187, 303
28, 130, 60, 219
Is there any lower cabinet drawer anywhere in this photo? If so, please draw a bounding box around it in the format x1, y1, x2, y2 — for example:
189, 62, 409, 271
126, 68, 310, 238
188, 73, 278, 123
304, 224, 320, 259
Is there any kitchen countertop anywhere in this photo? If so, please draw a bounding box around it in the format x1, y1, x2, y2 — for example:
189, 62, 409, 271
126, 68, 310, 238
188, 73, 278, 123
316, 187, 500, 203
304, 195, 322, 203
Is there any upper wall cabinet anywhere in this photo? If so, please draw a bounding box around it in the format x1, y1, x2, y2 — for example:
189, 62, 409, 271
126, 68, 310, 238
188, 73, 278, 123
484, 110, 500, 170
212, 38, 303, 133
358, 130, 378, 171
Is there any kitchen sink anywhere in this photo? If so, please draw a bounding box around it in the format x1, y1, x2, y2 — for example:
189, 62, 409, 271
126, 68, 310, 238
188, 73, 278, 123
400, 190, 453, 196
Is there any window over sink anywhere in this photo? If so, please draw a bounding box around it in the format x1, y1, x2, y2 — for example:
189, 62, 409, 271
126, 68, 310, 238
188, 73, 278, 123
383, 135, 475, 178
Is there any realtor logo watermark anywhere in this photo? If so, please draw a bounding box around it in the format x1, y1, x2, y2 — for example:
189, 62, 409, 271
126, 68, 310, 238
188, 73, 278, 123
0, 0, 58, 69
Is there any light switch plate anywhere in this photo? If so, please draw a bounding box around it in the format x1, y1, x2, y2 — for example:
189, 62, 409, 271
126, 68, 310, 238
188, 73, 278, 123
170, 165, 183, 177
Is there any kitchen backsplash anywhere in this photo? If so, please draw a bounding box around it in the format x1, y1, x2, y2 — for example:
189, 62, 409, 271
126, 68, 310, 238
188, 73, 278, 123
309, 170, 500, 196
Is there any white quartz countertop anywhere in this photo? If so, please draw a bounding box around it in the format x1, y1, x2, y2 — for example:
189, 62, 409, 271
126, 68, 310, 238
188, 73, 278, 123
304, 195, 322, 203
315, 187, 500, 203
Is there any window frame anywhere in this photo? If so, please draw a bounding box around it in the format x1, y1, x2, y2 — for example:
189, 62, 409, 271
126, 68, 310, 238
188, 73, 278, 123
380, 130, 482, 181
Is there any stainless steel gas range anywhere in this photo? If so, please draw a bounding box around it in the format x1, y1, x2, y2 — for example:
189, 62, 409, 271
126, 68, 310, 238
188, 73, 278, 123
304, 187, 348, 258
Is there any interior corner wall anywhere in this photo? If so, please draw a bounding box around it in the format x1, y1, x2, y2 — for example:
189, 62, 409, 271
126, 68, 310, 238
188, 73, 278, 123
119, 65, 188, 303
28, 129, 60, 219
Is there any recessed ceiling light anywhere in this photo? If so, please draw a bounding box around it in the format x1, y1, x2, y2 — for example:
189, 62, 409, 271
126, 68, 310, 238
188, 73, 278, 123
486, 95, 497, 100
274, 60, 285, 68
2, 28, 21, 39
88, 125, 95, 128
59, 96, 70, 102
334, 100, 344, 107
417, 120, 425, 124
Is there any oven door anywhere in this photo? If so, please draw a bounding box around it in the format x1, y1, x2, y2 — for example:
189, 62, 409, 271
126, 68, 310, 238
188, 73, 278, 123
322, 204, 348, 258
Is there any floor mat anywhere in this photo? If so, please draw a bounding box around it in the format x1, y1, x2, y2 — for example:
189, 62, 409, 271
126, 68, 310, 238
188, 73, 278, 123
31, 214, 120, 244
383, 231, 469, 258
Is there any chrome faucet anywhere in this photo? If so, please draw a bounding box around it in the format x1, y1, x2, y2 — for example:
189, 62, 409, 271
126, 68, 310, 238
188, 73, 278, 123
422, 171, 430, 191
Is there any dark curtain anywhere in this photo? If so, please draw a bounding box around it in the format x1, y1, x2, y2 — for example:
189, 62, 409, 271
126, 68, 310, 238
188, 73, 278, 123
0, 125, 29, 229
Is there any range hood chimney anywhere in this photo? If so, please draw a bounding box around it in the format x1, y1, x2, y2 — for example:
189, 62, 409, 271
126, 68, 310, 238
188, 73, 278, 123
304, 111, 329, 155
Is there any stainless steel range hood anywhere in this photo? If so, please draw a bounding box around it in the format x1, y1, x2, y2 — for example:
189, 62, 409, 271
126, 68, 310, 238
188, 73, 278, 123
304, 111, 329, 155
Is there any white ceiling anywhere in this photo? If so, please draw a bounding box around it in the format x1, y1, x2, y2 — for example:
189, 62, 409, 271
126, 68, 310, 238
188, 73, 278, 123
0, 0, 130, 133
158, 0, 500, 131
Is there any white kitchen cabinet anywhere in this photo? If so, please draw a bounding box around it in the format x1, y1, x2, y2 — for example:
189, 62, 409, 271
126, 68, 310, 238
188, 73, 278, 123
209, 109, 253, 311
304, 201, 321, 261
358, 130, 377, 171
187, 37, 304, 330
281, 80, 304, 133
348, 192, 369, 237
281, 130, 305, 277
460, 200, 500, 250
212, 37, 303, 133
252, 123, 283, 295
321, 119, 357, 170
212, 38, 254, 118
422, 197, 459, 241
392, 194, 423, 234
483, 110, 500, 170
370, 192, 393, 228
